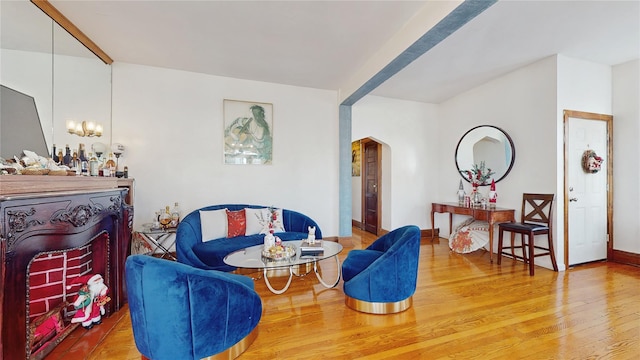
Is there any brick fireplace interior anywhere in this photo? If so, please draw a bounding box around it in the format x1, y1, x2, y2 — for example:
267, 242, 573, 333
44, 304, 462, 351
28, 232, 109, 358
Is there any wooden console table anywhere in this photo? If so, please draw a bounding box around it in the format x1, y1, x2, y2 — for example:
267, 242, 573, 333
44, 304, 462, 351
431, 202, 515, 262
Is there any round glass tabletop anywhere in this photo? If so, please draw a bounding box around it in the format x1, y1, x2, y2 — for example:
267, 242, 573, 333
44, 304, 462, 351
223, 240, 343, 269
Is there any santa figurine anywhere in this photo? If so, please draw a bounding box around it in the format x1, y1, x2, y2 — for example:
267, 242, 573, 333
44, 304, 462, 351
67, 274, 111, 329
488, 179, 498, 207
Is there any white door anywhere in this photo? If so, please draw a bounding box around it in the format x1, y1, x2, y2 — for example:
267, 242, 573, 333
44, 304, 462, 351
567, 117, 608, 265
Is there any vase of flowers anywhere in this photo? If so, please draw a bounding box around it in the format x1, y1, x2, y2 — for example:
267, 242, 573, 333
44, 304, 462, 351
461, 161, 495, 206
260, 207, 280, 248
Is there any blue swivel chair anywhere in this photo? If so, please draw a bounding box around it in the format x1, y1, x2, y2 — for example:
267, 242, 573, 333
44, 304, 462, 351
341, 225, 421, 314
125, 255, 262, 360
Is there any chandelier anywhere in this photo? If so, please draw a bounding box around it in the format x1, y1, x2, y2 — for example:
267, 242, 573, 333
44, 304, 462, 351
66, 120, 103, 137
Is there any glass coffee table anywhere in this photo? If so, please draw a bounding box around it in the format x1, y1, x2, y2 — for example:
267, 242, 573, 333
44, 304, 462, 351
224, 240, 343, 294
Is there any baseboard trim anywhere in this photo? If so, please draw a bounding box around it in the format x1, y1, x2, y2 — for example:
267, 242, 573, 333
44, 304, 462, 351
346, 225, 439, 240
611, 249, 640, 267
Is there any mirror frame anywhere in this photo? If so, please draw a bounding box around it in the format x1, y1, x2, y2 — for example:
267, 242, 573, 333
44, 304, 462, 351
455, 125, 515, 185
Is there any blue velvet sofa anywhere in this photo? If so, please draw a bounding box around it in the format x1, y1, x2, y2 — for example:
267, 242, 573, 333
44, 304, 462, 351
342, 225, 421, 314
176, 204, 322, 272
125, 255, 262, 360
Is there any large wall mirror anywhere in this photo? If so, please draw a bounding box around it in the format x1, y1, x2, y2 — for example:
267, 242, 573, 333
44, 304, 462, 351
455, 125, 515, 185
0, 0, 111, 159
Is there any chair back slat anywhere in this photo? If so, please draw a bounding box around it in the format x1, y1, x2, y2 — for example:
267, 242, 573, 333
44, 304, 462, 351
521, 193, 554, 227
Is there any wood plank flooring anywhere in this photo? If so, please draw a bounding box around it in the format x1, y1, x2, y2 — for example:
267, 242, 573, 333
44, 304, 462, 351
46, 227, 640, 359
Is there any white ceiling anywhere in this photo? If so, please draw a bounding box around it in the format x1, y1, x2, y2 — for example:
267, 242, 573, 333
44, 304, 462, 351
47, 0, 640, 104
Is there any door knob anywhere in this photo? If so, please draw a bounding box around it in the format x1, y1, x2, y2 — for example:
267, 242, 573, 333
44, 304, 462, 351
569, 197, 578, 202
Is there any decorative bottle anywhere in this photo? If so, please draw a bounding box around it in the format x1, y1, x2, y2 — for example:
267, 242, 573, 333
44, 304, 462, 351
79, 144, 88, 175
63, 144, 72, 166
52, 144, 58, 163
159, 206, 172, 229
89, 152, 99, 176
105, 153, 116, 177
170, 202, 181, 228
71, 150, 79, 174
78, 144, 87, 161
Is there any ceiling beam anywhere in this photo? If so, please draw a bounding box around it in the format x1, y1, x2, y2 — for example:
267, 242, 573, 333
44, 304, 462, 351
340, 0, 497, 105
30, 0, 113, 65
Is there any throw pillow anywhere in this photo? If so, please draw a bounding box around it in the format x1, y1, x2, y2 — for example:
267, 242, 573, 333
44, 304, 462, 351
244, 208, 267, 235
244, 207, 285, 235
226, 209, 246, 238
199, 209, 228, 242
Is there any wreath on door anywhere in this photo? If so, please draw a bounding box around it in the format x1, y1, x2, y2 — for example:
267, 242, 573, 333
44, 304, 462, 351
581, 149, 603, 173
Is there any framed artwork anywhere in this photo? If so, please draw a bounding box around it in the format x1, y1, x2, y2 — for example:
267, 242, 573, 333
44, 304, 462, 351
351, 140, 361, 176
223, 99, 273, 165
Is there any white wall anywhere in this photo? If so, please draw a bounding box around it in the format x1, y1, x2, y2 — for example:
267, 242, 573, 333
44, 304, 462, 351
111, 62, 340, 237
351, 95, 440, 230
438, 57, 559, 251
612, 60, 640, 253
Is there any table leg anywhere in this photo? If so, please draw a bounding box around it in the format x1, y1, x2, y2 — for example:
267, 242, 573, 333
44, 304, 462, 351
141, 233, 176, 260
313, 256, 341, 288
430, 211, 436, 240
263, 266, 294, 294
488, 222, 494, 263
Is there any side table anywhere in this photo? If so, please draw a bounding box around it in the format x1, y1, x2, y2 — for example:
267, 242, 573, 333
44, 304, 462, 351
431, 202, 515, 263
135, 228, 177, 260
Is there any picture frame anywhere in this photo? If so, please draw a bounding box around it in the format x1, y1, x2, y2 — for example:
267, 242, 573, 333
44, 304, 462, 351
351, 140, 361, 176
223, 99, 273, 165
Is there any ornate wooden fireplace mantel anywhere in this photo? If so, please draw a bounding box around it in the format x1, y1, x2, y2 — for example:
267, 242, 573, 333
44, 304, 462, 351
0, 176, 133, 359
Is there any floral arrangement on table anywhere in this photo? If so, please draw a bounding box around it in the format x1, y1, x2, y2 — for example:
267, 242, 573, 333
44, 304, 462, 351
258, 206, 282, 235
461, 161, 495, 187
258, 206, 284, 249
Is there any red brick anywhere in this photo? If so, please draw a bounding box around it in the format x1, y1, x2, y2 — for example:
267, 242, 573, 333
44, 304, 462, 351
29, 273, 47, 286
31, 283, 64, 299
31, 257, 64, 272
29, 300, 47, 316
48, 270, 64, 282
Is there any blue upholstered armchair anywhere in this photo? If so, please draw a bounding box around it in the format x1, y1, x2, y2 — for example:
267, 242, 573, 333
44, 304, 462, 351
125, 255, 262, 360
341, 225, 421, 314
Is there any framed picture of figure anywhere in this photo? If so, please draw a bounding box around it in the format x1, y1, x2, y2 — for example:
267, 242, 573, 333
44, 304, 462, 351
351, 140, 361, 176
223, 99, 273, 165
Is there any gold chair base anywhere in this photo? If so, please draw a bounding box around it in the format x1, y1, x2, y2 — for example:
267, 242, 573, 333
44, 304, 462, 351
345, 296, 412, 314
203, 326, 259, 360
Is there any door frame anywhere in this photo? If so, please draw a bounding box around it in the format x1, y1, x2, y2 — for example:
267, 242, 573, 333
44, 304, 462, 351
360, 138, 382, 235
563, 109, 613, 266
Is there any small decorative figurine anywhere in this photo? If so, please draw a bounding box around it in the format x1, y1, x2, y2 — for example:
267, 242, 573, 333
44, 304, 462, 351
307, 226, 316, 244
67, 274, 111, 329
488, 179, 498, 207
457, 179, 466, 205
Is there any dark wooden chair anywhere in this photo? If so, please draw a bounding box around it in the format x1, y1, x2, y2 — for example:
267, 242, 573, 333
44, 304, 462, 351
497, 193, 558, 276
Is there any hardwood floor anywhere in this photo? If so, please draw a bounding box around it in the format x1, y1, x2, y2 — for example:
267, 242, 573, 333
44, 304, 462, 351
46, 227, 640, 359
